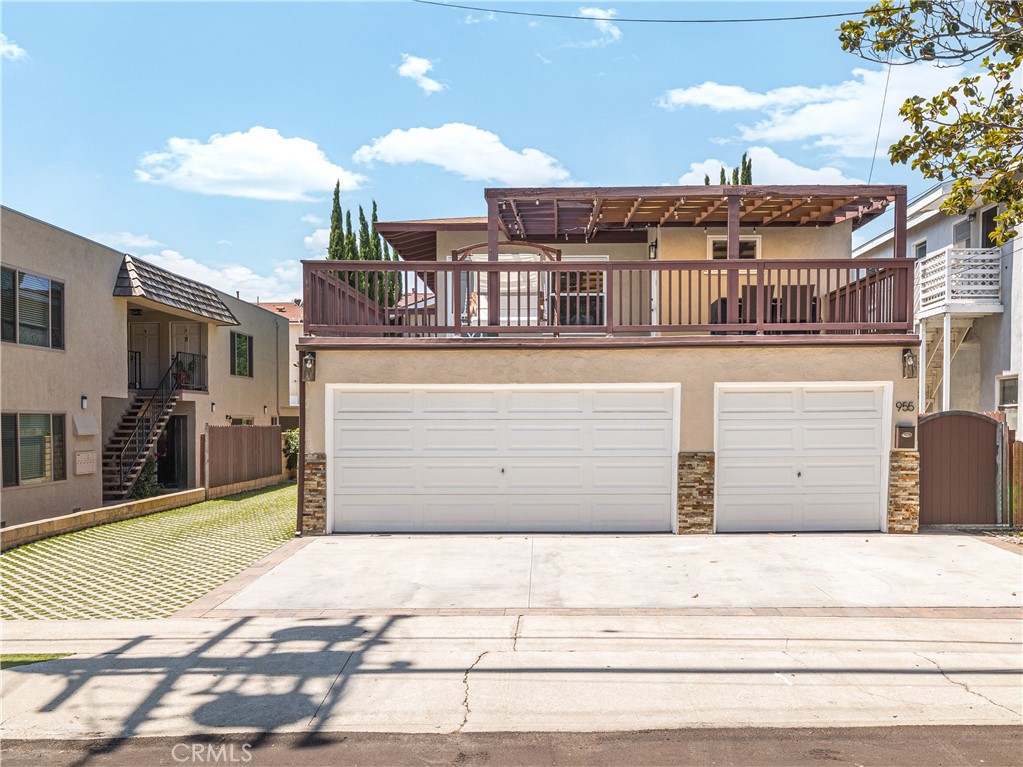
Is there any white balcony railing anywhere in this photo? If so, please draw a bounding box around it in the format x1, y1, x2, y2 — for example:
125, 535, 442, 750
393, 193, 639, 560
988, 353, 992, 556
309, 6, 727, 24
915, 246, 1002, 317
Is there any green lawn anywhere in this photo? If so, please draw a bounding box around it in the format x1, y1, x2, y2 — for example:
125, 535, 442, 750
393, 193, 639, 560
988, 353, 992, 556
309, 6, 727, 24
1, 653, 73, 669
0, 483, 296, 620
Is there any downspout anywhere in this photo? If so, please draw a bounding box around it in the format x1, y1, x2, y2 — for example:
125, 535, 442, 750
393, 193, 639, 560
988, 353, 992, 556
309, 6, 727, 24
297, 357, 305, 538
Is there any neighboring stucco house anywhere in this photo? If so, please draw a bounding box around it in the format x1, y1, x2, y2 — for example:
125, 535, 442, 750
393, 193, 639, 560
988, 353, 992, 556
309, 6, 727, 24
297, 184, 921, 536
1, 207, 291, 527
854, 182, 1020, 429
255, 300, 302, 429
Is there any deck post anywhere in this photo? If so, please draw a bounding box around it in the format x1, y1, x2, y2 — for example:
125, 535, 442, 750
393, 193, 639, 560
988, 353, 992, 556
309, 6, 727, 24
894, 188, 911, 325
487, 198, 500, 328
918, 319, 927, 411
726, 195, 740, 325
942, 311, 952, 411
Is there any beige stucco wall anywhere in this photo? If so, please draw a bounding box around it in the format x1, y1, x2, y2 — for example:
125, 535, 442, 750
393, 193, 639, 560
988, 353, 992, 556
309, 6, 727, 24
1, 208, 128, 525
304, 345, 915, 454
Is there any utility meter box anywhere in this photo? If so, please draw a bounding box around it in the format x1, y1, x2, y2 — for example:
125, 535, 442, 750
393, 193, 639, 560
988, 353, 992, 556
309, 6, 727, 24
895, 424, 916, 450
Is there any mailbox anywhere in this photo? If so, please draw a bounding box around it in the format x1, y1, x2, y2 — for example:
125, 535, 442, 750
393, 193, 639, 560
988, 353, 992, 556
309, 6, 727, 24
895, 424, 916, 450
75, 450, 98, 475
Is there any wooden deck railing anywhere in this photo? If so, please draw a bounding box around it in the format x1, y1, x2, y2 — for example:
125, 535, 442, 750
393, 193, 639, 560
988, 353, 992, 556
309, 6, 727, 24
915, 246, 1002, 318
303, 258, 914, 339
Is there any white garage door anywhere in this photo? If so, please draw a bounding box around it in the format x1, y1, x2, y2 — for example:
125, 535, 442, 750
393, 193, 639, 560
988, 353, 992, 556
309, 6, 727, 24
328, 384, 680, 533
715, 383, 890, 533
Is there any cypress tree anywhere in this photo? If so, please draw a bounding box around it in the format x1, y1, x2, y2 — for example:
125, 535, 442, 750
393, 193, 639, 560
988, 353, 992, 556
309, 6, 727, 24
358, 206, 373, 297
327, 181, 343, 261
731, 166, 739, 185
719, 167, 727, 185
343, 209, 358, 288
704, 173, 710, 185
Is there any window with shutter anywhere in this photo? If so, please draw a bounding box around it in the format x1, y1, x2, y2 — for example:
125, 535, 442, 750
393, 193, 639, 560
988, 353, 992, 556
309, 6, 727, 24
18, 413, 52, 483
952, 219, 972, 249
1, 269, 65, 349
1, 269, 15, 343
230, 332, 253, 377
2, 413, 67, 486
1, 414, 17, 487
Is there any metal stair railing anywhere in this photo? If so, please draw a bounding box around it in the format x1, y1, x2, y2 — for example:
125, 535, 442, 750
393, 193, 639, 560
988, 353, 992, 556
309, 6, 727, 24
115, 353, 183, 489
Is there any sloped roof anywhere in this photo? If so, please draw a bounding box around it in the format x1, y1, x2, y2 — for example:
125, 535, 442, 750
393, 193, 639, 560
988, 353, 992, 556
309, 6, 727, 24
256, 301, 304, 322
113, 255, 238, 325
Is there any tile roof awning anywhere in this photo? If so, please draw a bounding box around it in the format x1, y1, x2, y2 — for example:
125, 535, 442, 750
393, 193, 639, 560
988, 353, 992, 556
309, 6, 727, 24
113, 255, 238, 325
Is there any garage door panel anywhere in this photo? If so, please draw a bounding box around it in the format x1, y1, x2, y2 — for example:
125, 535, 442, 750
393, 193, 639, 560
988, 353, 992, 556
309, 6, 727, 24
591, 423, 674, 453
506, 499, 585, 529
802, 387, 883, 415
505, 461, 586, 493
716, 498, 800, 532
422, 499, 503, 529
591, 458, 674, 492
802, 496, 881, 529
334, 460, 417, 491
421, 390, 500, 415
335, 390, 416, 416
718, 389, 798, 416
592, 497, 672, 531
422, 424, 502, 452
333, 499, 417, 531
802, 459, 881, 491
718, 424, 798, 452
335, 423, 414, 454
592, 388, 675, 417
802, 422, 882, 451
716, 460, 798, 492
421, 462, 502, 492
507, 389, 587, 417
506, 422, 587, 453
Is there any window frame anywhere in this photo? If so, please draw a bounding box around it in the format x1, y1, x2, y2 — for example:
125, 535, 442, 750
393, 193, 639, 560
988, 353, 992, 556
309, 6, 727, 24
951, 218, 973, 249
707, 235, 761, 260
912, 239, 928, 260
1, 267, 66, 350
1, 412, 67, 488
996, 374, 1019, 411
229, 331, 253, 378
980, 205, 999, 248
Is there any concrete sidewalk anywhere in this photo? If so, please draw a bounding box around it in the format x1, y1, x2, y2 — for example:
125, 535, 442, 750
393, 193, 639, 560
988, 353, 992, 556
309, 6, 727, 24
2, 615, 1020, 739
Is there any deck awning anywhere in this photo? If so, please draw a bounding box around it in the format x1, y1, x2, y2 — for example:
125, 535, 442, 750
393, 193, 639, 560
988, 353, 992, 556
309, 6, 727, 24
487, 185, 901, 243
113, 255, 238, 325
376, 186, 905, 261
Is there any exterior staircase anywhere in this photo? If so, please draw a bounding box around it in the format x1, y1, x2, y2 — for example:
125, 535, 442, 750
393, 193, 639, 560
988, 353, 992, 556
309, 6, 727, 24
919, 318, 974, 412
102, 356, 183, 501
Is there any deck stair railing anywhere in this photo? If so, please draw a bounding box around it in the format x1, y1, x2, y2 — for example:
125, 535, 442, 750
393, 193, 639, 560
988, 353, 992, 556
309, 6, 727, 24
102, 354, 183, 499
915, 246, 1002, 317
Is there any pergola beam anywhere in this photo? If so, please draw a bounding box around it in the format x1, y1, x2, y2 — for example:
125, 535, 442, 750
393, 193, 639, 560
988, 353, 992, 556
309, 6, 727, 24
621, 197, 643, 229
585, 197, 604, 239
659, 197, 686, 225
694, 198, 727, 226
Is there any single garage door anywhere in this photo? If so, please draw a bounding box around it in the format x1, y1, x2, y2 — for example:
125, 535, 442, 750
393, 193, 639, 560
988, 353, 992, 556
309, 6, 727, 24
715, 383, 890, 532
328, 384, 680, 533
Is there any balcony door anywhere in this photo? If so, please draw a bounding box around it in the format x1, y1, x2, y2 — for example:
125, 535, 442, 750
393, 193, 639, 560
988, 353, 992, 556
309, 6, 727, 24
129, 322, 161, 389
171, 322, 202, 389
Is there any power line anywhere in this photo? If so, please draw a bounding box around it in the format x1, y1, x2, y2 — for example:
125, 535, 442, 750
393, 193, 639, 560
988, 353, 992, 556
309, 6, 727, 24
411, 0, 872, 24
868, 52, 895, 184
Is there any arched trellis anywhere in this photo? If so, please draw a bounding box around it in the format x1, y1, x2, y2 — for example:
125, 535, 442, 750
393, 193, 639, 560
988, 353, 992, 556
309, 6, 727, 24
451, 241, 562, 261
450, 241, 563, 327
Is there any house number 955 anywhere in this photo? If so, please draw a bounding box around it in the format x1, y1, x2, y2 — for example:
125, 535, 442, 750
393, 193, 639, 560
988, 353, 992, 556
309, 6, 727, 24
895, 401, 915, 412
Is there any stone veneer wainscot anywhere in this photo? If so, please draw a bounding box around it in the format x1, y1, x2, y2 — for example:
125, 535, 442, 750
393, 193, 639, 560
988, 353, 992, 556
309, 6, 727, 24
302, 453, 327, 534
887, 450, 920, 534
677, 452, 715, 534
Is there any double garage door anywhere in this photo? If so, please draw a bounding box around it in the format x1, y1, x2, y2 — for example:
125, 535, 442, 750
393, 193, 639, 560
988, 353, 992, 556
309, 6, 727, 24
327, 382, 890, 534
329, 384, 680, 533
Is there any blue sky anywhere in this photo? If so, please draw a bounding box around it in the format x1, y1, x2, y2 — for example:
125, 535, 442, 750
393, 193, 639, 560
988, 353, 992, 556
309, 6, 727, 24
2, 2, 961, 300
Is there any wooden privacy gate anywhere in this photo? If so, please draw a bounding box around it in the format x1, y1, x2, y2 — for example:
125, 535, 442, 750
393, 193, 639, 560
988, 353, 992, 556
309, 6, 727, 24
204, 425, 283, 490
919, 411, 1004, 525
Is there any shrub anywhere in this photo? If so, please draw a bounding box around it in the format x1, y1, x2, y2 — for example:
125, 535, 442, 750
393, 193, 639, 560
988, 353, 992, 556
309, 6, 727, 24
130, 454, 160, 499
282, 428, 300, 471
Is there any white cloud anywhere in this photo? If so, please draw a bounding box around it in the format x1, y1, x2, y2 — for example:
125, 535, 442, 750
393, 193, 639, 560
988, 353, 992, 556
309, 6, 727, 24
537, 53, 553, 65
301, 214, 324, 225
464, 14, 480, 24
1, 34, 27, 61
657, 64, 962, 159
353, 123, 575, 186
398, 53, 446, 94
303, 228, 330, 257
135, 126, 365, 201
140, 249, 302, 302
93, 231, 165, 250
216, 239, 232, 246
572, 7, 622, 48
677, 147, 863, 185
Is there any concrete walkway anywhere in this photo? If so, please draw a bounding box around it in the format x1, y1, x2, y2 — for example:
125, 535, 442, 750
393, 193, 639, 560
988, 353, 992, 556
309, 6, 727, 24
2, 614, 1021, 739
209, 534, 1023, 612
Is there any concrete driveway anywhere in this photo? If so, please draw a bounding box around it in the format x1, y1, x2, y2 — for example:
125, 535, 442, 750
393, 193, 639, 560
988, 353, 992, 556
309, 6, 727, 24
215, 534, 1022, 611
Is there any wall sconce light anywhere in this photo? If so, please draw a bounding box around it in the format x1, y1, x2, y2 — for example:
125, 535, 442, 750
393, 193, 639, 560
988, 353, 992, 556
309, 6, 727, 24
211, 402, 217, 413
302, 352, 316, 382
902, 348, 918, 379
130, 308, 143, 317
968, 211, 977, 222
263, 405, 268, 414
225, 414, 232, 421
648, 240, 658, 260
80, 395, 88, 409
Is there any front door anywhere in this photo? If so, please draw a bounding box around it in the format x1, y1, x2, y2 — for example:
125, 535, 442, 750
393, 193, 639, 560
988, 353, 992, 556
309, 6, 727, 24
156, 415, 189, 489
129, 322, 161, 389
171, 322, 202, 389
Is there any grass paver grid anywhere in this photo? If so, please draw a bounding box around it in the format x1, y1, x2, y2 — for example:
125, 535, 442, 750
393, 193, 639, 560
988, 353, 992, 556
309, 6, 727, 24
1, 484, 296, 620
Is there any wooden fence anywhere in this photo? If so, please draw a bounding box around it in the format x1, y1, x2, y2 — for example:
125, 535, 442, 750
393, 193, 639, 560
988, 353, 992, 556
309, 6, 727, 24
206, 425, 284, 490
1012, 441, 1022, 526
